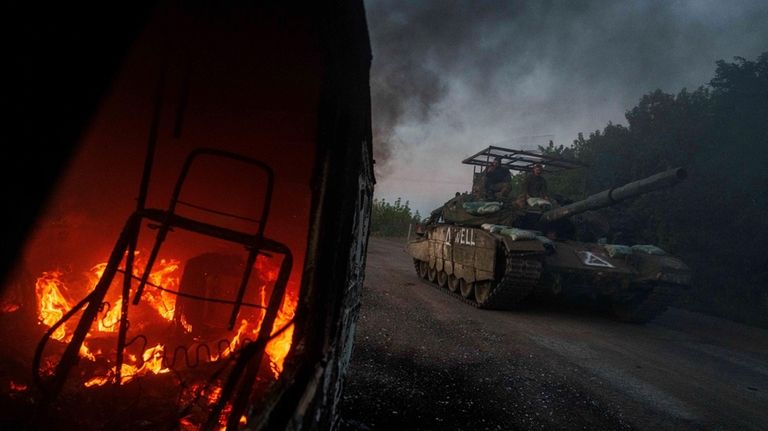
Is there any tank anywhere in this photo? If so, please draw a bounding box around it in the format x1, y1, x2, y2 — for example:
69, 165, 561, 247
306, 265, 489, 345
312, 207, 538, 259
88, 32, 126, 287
407, 148, 691, 323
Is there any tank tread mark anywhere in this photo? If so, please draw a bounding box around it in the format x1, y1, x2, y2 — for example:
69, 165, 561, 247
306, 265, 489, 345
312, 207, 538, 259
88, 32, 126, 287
412, 249, 543, 310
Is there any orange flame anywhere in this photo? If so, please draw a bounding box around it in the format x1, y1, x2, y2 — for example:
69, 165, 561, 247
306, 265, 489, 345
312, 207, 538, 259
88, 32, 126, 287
83, 343, 170, 387
97, 298, 122, 332
86, 255, 180, 324
35, 271, 72, 341
144, 258, 181, 320
137, 343, 170, 375
35, 249, 298, 390
220, 319, 249, 359
265, 293, 296, 377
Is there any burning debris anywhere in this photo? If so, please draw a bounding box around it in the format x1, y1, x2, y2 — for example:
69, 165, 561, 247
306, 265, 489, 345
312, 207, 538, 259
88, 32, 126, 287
0, 148, 300, 430
3, 2, 373, 430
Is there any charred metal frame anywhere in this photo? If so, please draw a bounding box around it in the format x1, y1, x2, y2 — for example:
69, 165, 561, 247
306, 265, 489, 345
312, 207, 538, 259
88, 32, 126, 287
5, 2, 374, 430
32, 145, 293, 430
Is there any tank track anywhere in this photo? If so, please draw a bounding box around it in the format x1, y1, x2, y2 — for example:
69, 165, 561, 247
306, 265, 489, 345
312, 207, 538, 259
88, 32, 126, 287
413, 248, 544, 310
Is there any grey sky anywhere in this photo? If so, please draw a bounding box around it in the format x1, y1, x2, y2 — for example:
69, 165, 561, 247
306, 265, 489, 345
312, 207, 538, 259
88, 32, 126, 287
364, 0, 768, 217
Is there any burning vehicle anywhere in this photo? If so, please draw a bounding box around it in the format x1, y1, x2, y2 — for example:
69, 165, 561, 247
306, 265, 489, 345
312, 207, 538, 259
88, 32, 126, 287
1, 2, 373, 430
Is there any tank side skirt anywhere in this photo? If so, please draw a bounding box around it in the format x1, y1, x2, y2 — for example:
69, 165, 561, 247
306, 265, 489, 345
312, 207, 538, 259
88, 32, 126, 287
475, 250, 543, 309
413, 251, 543, 309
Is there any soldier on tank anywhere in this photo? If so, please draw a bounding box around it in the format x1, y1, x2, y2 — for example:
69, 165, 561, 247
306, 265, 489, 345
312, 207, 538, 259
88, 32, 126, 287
524, 163, 549, 199
483, 156, 512, 200
517, 163, 553, 207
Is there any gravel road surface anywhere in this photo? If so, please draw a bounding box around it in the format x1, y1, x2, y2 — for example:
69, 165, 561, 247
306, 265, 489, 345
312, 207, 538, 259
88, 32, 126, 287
338, 237, 768, 431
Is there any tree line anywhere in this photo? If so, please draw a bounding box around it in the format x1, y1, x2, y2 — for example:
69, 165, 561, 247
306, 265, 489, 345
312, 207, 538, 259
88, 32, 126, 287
370, 197, 422, 238
540, 52, 768, 327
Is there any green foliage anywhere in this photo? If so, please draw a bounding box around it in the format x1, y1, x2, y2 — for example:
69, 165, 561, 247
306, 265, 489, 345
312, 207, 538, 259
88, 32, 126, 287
538, 140, 587, 202
550, 52, 768, 326
371, 197, 422, 237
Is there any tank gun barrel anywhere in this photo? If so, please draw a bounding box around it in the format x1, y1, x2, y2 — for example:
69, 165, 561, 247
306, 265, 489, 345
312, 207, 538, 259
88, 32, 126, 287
539, 167, 687, 224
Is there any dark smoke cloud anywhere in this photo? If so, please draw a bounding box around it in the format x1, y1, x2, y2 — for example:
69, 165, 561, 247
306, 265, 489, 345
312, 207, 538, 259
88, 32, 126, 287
366, 0, 768, 188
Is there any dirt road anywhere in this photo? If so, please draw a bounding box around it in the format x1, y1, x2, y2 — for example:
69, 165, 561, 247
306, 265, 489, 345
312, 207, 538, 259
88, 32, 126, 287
338, 237, 768, 430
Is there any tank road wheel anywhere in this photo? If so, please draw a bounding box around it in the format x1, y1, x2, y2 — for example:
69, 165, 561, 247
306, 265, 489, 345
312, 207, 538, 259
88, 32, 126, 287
448, 275, 460, 293
417, 260, 429, 280
459, 279, 474, 299
437, 271, 449, 288
428, 266, 438, 283
474, 280, 493, 305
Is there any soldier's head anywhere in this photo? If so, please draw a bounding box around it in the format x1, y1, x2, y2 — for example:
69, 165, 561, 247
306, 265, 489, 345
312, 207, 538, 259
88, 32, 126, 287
491, 156, 502, 167
533, 163, 543, 176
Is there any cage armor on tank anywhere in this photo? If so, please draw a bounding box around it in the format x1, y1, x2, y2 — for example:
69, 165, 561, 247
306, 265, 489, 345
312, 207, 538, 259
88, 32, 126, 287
407, 146, 692, 323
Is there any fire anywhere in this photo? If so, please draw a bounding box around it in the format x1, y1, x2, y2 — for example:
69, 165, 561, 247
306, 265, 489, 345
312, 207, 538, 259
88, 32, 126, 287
83, 376, 109, 388
85, 255, 180, 325
35, 257, 181, 341
83, 343, 170, 387
207, 385, 223, 404
80, 344, 96, 361
28, 250, 299, 431
220, 319, 250, 358
138, 343, 170, 375
35, 271, 72, 341
265, 293, 296, 377
145, 258, 181, 320
250, 254, 298, 377
180, 314, 193, 333
82, 360, 145, 388
97, 298, 122, 332
34, 256, 182, 384
33, 249, 298, 394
